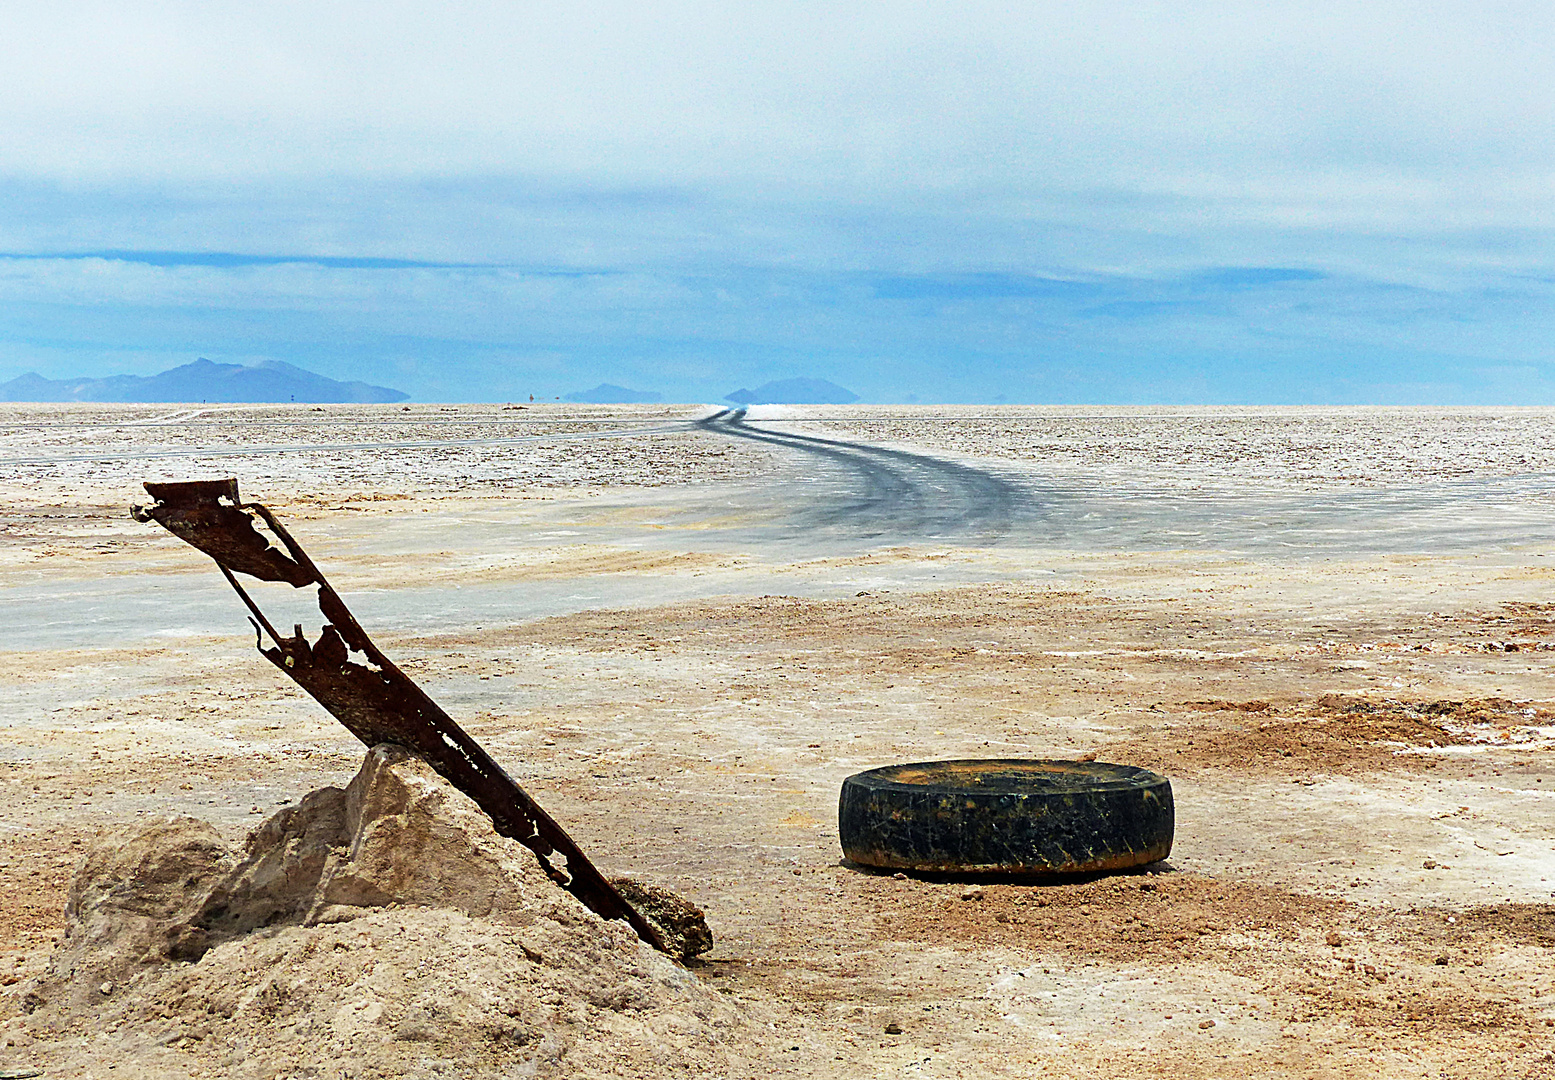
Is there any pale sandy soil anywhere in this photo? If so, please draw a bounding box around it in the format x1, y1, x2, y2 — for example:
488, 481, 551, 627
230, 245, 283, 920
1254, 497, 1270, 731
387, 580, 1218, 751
3, 404, 1555, 1079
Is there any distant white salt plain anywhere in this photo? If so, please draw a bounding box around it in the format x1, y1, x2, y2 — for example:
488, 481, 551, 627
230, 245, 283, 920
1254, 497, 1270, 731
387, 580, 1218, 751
4, 404, 1555, 650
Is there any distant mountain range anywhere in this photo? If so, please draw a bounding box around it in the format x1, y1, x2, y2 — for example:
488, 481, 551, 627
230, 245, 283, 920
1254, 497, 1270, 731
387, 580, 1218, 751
0, 358, 409, 403
562, 382, 662, 403
725, 378, 858, 405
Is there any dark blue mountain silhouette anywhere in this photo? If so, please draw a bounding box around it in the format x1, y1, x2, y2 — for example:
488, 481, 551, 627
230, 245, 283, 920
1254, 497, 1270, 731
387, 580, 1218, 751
562, 383, 662, 403
724, 377, 858, 405
0, 358, 408, 403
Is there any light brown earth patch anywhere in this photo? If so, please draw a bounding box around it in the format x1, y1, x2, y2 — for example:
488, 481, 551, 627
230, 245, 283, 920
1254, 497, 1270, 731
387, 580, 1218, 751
1101, 695, 1555, 775
872, 871, 1554, 1041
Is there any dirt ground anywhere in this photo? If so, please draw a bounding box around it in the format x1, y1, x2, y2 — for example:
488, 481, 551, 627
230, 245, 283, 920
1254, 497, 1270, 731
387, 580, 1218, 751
3, 404, 1555, 1078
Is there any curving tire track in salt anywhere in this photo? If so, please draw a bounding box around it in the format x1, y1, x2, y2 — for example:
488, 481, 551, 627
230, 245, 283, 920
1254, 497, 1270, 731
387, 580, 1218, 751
696, 409, 1024, 543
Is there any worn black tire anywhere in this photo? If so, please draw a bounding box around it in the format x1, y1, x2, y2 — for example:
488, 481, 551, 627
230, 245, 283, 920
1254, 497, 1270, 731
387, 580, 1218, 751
838, 759, 1173, 875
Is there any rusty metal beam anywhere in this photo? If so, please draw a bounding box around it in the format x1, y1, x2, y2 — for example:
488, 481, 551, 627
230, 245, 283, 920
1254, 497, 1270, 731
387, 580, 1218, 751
132, 478, 669, 954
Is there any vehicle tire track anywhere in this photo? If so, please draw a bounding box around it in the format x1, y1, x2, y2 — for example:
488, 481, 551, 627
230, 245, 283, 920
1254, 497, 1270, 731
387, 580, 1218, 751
696, 409, 1024, 543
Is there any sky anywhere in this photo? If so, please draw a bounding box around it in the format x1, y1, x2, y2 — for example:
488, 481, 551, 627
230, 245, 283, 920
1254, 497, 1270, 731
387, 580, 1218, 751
2, 1, 1553, 403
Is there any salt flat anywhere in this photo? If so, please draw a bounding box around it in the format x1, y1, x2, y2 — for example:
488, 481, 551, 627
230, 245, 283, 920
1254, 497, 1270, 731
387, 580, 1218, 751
3, 404, 1554, 1079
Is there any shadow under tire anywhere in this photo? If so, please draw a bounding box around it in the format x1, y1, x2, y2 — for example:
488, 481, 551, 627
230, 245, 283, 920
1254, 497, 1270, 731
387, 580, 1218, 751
838, 759, 1173, 875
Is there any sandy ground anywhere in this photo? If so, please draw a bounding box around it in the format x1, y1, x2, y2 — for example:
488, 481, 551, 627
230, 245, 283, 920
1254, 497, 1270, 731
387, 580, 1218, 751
3, 404, 1555, 1078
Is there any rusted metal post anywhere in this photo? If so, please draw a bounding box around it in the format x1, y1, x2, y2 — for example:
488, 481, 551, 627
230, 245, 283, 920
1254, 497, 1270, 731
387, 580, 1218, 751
132, 478, 669, 954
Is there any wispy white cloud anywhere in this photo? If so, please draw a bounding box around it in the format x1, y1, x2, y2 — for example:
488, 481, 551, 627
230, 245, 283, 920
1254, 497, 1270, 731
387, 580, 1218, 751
5, 3, 1552, 207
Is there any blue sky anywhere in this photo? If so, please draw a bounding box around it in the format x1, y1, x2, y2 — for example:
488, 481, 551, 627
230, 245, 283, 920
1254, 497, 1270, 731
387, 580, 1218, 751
2, 2, 1552, 403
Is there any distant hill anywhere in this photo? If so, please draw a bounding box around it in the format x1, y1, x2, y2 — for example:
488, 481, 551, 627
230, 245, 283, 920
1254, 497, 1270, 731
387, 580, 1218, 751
562, 382, 662, 404
724, 377, 859, 405
0, 358, 409, 403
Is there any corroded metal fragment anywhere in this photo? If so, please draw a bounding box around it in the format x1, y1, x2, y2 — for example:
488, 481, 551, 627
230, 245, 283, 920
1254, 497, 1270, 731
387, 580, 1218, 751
133, 478, 668, 954
838, 759, 1173, 875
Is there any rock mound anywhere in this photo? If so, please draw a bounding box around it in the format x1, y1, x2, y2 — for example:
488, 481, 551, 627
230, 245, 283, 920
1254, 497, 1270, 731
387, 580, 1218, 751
609, 878, 715, 962
5, 746, 742, 1079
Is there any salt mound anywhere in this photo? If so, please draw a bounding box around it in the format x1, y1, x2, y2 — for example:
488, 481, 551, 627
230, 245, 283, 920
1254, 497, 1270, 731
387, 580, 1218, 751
5, 746, 745, 1079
